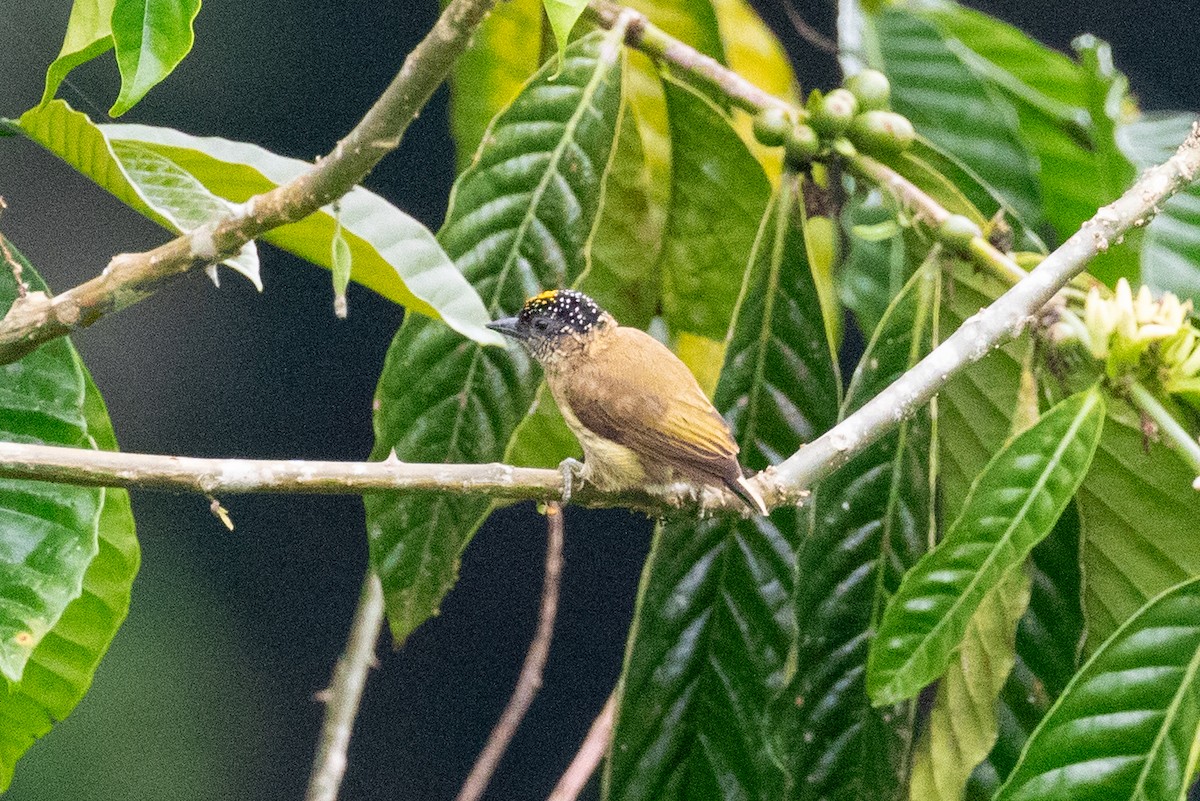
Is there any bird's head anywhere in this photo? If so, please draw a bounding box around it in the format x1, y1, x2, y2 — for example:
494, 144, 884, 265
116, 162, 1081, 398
487, 289, 613, 363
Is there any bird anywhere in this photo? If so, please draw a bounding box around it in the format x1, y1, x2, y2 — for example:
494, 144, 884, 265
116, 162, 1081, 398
487, 289, 768, 514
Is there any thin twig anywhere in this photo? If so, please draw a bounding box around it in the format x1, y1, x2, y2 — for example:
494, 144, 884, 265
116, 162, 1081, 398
780, 1, 839, 55
546, 692, 617, 801
455, 502, 566, 801
0, 198, 28, 299
0, 0, 498, 365
305, 572, 386, 801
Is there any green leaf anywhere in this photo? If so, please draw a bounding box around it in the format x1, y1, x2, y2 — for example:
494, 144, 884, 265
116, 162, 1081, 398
606, 176, 839, 801
1118, 113, 1200, 305
331, 218, 352, 319
873, 7, 1044, 231
109, 0, 202, 116
543, 0, 588, 66
0, 242, 138, 789
867, 387, 1106, 706
40, 0, 116, 108
366, 30, 624, 644
0, 247, 102, 685
1076, 399, 1200, 647
967, 507, 1085, 798
448, 0, 543, 170
908, 567, 1031, 801
658, 75, 770, 343
995, 575, 1200, 801
912, 2, 1136, 259
711, 0, 797, 180
14, 100, 495, 342
109, 139, 260, 288
783, 259, 936, 801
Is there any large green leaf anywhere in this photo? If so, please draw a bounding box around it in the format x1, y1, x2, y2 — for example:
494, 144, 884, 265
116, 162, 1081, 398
109, 0, 201, 115
40, 0, 116, 108
365, 30, 624, 643
447, 0, 543, 170
658, 75, 770, 343
606, 175, 839, 801
868, 388, 1105, 706
912, 1, 1136, 276
995, 576, 1200, 801
14, 100, 496, 343
1118, 113, 1200, 305
909, 567, 1031, 801
0, 243, 138, 789
784, 262, 937, 800
872, 7, 1044, 233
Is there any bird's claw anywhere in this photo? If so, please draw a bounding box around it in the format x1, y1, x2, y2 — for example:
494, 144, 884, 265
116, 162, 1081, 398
558, 458, 585, 505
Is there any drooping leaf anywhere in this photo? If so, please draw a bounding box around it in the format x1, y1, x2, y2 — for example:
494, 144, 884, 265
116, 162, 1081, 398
872, 7, 1044, 233
868, 387, 1106, 706
330, 218, 352, 318
447, 0, 544, 170
1118, 113, 1200, 305
606, 175, 839, 801
995, 575, 1200, 801
109, 0, 202, 116
839, 194, 910, 335
908, 566, 1031, 801
366, 30, 624, 643
783, 260, 938, 801
0, 241, 138, 786
658, 75, 770, 346
15, 101, 495, 342
966, 506, 1084, 799
40, 0, 116, 108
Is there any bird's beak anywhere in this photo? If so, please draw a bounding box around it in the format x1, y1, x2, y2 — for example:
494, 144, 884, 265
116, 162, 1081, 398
486, 316, 522, 339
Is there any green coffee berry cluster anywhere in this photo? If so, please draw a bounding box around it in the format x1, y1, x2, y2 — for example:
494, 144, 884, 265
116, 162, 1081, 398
751, 69, 915, 166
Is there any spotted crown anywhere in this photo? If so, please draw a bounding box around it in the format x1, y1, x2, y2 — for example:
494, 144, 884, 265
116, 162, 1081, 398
519, 289, 609, 334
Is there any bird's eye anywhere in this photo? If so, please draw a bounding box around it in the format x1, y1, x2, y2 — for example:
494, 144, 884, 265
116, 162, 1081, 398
533, 318, 551, 332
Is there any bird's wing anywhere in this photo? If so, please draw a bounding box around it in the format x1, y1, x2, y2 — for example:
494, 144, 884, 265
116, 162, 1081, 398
564, 327, 743, 484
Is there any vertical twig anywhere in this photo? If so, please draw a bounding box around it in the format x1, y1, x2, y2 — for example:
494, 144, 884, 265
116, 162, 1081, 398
546, 692, 617, 801
455, 502, 566, 801
304, 572, 386, 801
0, 198, 28, 298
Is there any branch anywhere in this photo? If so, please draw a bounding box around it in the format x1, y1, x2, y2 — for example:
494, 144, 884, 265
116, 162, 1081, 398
455, 502, 565, 801
546, 692, 617, 801
304, 572, 386, 801
0, 0, 498, 366
0, 441, 783, 512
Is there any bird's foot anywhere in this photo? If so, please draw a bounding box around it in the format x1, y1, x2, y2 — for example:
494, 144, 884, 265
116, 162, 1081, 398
558, 458, 586, 505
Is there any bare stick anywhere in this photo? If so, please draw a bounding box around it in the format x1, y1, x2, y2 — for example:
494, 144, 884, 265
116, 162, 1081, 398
305, 572, 386, 801
455, 502, 566, 801
546, 692, 617, 801
0, 0, 498, 365
0, 441, 778, 512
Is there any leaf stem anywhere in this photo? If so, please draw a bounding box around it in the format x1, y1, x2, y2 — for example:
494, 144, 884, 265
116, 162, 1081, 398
455, 502, 565, 801
0, 0, 499, 365
1127, 380, 1200, 484
304, 572, 386, 801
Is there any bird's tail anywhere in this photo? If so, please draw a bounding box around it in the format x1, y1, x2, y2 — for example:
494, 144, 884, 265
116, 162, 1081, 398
727, 475, 769, 515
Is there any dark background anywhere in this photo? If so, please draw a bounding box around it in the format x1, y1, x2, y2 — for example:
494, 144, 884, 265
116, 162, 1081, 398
0, 1, 1196, 799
